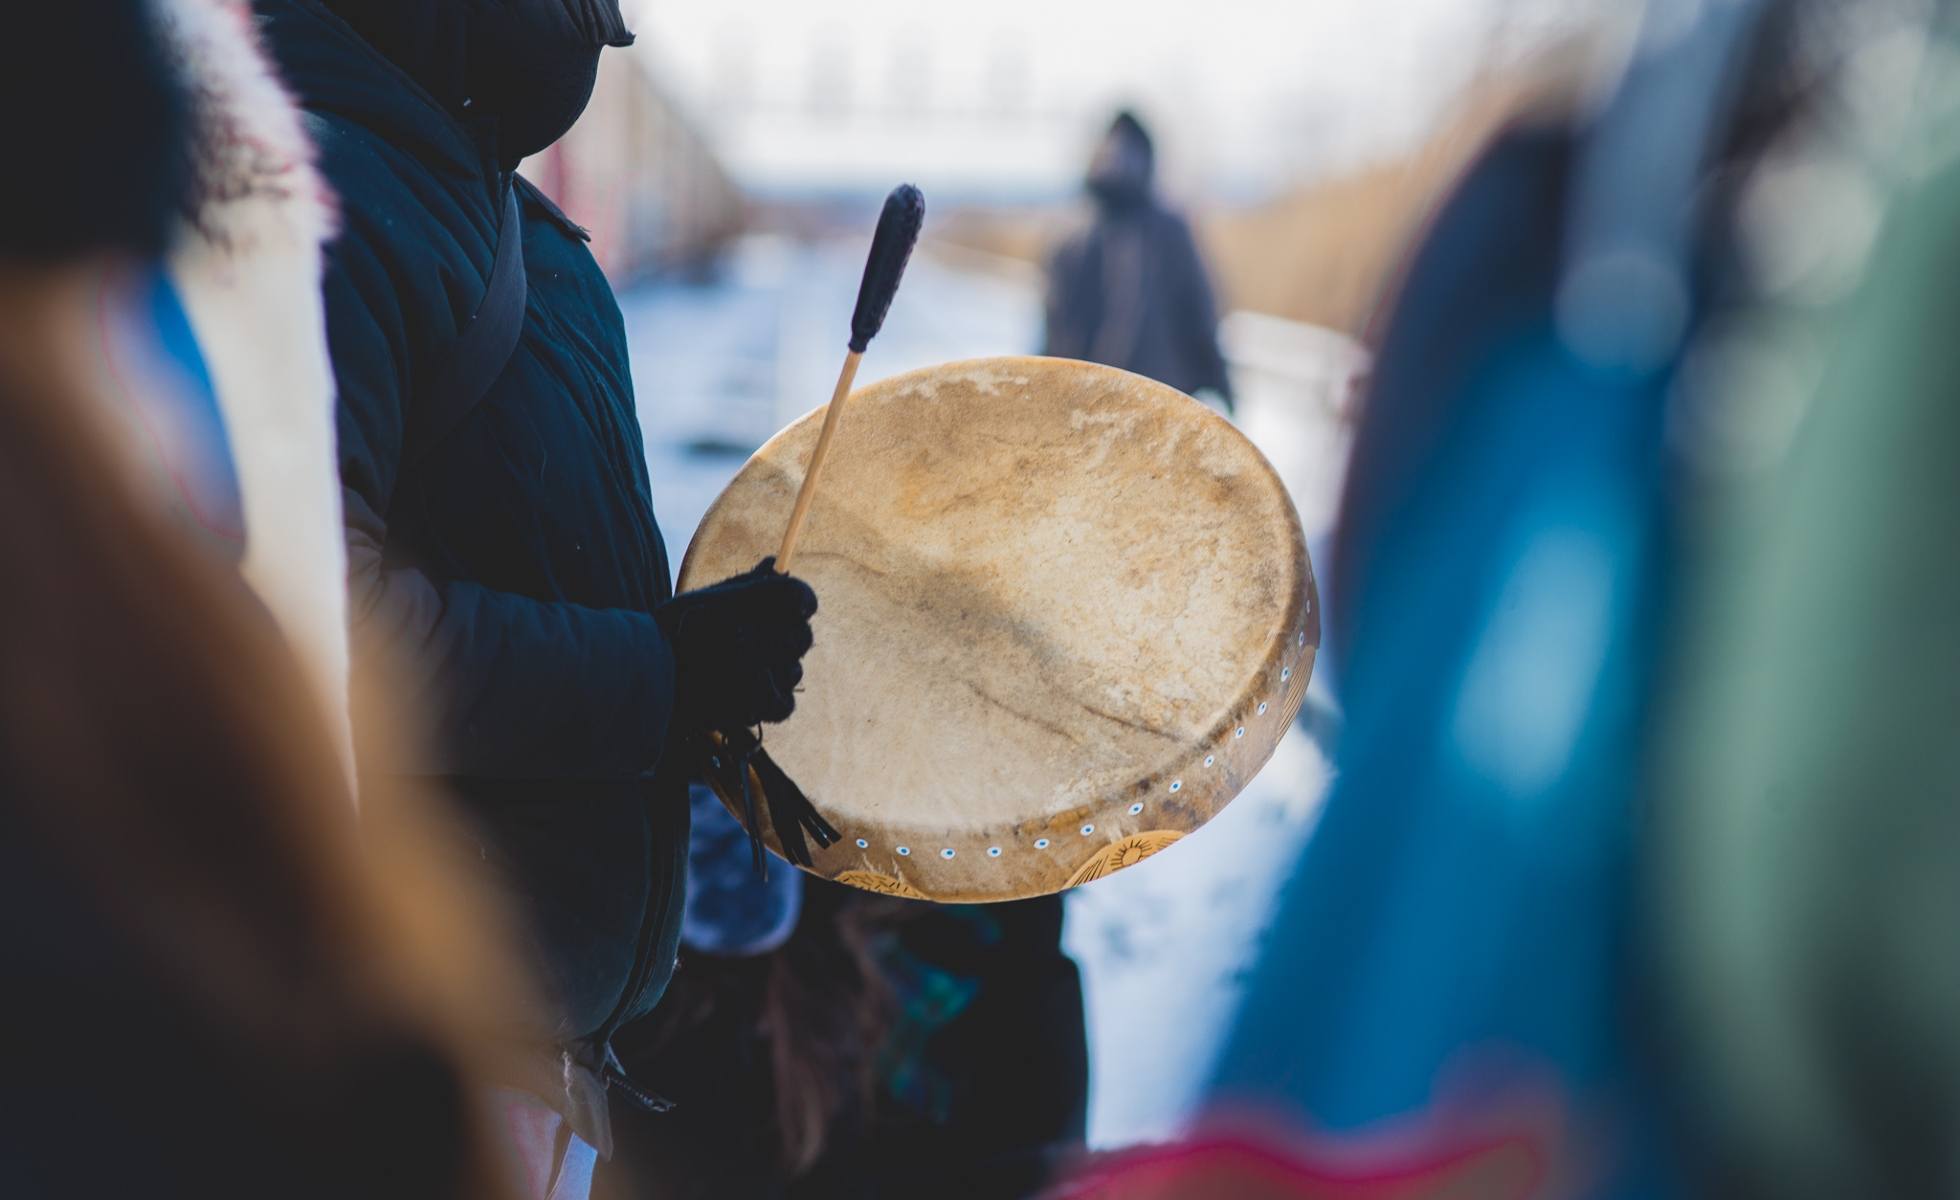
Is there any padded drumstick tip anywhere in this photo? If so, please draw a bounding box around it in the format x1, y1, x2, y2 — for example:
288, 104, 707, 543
848, 183, 925, 354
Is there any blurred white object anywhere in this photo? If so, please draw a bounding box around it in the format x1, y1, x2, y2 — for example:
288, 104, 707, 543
1221, 310, 1367, 536
159, 0, 353, 785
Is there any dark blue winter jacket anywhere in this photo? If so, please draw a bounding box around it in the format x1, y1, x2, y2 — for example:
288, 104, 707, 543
256, 0, 686, 1147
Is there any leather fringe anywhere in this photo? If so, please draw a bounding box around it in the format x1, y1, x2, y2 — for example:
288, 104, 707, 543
706, 726, 840, 878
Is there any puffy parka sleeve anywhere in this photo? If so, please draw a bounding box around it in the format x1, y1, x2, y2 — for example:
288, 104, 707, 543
323, 208, 678, 782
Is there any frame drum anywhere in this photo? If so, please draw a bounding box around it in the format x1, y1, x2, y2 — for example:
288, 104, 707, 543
680, 357, 1316, 901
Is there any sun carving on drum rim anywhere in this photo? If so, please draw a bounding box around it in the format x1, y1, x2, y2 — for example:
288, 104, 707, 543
834, 869, 930, 900
1065, 831, 1185, 888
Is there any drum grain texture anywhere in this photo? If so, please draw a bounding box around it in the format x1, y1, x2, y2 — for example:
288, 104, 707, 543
680, 357, 1316, 901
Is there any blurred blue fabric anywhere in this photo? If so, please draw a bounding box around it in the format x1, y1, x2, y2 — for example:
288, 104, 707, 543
680, 784, 803, 957
1210, 128, 1673, 1194
1204, 6, 1767, 1189
103, 268, 245, 562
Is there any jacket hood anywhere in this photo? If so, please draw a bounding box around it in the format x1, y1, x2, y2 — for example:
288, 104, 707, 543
255, 0, 489, 185
311, 0, 632, 166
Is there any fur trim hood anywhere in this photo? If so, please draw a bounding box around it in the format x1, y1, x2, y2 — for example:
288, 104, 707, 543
154, 0, 336, 256
152, 0, 354, 789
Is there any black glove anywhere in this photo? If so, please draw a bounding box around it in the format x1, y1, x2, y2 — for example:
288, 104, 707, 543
656, 557, 817, 733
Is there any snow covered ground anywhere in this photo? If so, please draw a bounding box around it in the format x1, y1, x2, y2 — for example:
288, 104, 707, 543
623, 236, 1353, 1148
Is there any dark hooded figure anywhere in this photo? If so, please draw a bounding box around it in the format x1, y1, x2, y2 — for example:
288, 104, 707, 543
251, 2, 817, 1195
1044, 110, 1236, 411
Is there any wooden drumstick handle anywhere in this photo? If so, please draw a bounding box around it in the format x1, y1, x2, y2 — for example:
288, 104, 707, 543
772, 184, 923, 576
776, 350, 861, 573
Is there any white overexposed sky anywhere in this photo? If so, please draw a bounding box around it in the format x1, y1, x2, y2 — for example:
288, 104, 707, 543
624, 0, 1604, 202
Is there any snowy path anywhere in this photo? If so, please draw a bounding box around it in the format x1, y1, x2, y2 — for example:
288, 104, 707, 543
623, 237, 1351, 1148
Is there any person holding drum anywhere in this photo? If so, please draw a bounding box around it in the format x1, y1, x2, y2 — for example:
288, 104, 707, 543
671, 352, 1315, 1195
253, 2, 818, 1195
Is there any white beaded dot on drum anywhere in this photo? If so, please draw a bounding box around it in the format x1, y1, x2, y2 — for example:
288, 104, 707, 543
680, 357, 1318, 902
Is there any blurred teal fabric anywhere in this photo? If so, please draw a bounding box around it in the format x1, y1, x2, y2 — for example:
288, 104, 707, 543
1648, 15, 1960, 1191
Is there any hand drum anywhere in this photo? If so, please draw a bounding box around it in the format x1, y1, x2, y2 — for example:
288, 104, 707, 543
680, 357, 1317, 901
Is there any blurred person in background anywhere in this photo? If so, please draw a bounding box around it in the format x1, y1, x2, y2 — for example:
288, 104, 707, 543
1044, 110, 1236, 413
0, 3, 527, 1195
252, 1, 818, 1195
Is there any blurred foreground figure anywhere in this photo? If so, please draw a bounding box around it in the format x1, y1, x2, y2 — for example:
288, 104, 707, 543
1044, 111, 1235, 411
253, 1, 817, 1195
0, 4, 523, 1196
41, 0, 354, 783
154, 0, 353, 774
1648, 0, 1960, 1193
1180, 6, 1746, 1180
1056, 1, 1960, 1197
